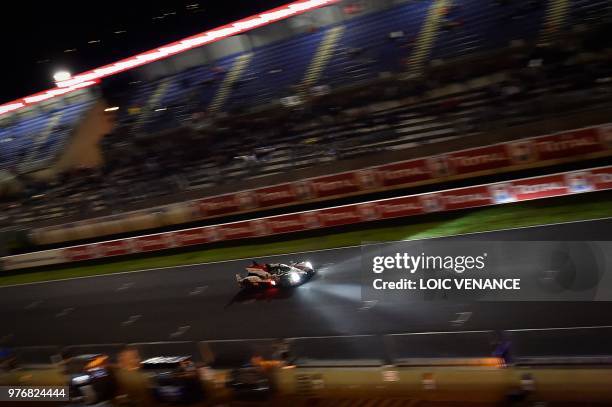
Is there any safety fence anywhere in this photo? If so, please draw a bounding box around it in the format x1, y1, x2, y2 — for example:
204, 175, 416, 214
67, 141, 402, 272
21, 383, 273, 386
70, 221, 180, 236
9, 326, 612, 368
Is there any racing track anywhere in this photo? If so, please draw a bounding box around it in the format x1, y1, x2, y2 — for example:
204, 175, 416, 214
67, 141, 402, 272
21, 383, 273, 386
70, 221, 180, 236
1, 219, 612, 348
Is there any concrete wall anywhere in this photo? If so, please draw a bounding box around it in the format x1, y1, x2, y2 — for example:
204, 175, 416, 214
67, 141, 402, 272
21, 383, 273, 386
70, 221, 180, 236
166, 47, 210, 72
206, 35, 250, 59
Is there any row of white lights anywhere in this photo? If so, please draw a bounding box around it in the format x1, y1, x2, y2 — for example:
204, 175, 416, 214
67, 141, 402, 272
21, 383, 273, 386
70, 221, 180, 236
56, 0, 337, 88
0, 80, 98, 115
0, 0, 338, 117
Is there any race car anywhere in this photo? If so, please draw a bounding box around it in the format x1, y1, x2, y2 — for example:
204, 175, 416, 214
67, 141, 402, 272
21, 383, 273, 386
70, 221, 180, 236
236, 261, 315, 289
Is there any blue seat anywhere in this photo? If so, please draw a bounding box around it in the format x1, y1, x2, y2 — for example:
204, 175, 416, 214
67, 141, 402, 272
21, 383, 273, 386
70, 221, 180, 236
0, 99, 94, 168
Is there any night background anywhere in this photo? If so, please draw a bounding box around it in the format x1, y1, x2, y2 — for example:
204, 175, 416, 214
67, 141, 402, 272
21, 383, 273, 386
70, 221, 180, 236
1, 0, 289, 104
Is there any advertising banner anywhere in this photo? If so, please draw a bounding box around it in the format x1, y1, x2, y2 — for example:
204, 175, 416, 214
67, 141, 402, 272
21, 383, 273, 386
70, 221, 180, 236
3, 166, 611, 271
32, 124, 612, 246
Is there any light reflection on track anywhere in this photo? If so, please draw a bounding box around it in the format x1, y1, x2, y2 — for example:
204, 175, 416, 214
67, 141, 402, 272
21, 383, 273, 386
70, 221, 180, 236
0, 219, 611, 347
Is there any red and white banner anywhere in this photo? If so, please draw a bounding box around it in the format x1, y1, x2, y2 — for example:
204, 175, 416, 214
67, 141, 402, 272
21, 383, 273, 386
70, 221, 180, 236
534, 127, 607, 161
172, 228, 212, 246
3, 166, 611, 271
511, 174, 569, 201
377, 159, 432, 186
97, 240, 133, 257
33, 124, 612, 246
592, 167, 612, 190
449, 145, 512, 174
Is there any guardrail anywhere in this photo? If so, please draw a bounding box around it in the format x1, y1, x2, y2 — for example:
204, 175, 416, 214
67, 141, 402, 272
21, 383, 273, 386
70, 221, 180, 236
31, 123, 612, 245
7, 327, 612, 369
3, 165, 612, 271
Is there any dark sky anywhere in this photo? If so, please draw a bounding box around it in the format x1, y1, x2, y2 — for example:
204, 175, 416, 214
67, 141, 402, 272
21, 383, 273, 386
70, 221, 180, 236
1, 0, 290, 104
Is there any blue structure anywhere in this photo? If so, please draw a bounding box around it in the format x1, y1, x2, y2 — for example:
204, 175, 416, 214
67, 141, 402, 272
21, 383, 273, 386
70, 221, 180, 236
0, 99, 93, 170
4, 0, 611, 169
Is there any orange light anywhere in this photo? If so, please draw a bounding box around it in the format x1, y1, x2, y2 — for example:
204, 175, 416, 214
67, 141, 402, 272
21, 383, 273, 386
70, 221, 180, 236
85, 355, 108, 370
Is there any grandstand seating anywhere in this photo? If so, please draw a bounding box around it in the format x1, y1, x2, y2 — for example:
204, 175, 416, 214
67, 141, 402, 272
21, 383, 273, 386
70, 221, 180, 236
0, 112, 52, 169
225, 30, 328, 110
3, 56, 611, 231
322, 1, 430, 87
117, 0, 611, 129
569, 0, 611, 25
0, 98, 93, 171
1, 0, 611, 232
126, 53, 238, 133
433, 0, 546, 59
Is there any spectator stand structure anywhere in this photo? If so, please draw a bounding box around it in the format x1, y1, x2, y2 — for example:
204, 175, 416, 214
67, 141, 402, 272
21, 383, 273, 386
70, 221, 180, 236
0, 0, 611, 232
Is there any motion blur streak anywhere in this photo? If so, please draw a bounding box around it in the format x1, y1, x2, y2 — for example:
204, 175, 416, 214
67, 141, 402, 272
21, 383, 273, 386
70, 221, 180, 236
0, 219, 611, 347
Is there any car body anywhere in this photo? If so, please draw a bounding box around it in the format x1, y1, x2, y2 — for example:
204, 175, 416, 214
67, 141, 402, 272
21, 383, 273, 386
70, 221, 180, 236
140, 356, 204, 404
236, 261, 315, 289
65, 354, 117, 405
227, 364, 272, 400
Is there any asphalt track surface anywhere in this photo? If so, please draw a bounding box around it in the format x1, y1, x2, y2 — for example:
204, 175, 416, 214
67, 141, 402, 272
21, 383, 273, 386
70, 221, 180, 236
1, 219, 612, 349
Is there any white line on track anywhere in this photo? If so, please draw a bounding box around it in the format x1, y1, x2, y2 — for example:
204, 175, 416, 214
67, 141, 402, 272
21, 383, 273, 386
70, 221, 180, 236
123, 326, 612, 342
288, 334, 376, 340
358, 300, 378, 311
505, 325, 612, 332
387, 330, 492, 336
1, 217, 610, 289
450, 312, 472, 326
189, 286, 207, 296
121, 315, 141, 326
170, 326, 191, 338
55, 308, 75, 318
116, 282, 134, 291
24, 300, 42, 310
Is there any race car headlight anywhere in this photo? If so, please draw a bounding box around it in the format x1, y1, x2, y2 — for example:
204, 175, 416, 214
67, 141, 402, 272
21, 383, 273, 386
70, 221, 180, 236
72, 374, 90, 385
304, 262, 312, 269
289, 272, 301, 284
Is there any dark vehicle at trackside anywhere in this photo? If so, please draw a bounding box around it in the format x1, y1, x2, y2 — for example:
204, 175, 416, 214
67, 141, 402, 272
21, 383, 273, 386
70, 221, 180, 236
227, 364, 272, 400
65, 354, 117, 405
236, 261, 315, 289
0, 347, 17, 371
141, 356, 204, 404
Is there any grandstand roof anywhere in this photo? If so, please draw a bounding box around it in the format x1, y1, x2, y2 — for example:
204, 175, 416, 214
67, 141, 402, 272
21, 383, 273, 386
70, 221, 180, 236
0, 0, 338, 117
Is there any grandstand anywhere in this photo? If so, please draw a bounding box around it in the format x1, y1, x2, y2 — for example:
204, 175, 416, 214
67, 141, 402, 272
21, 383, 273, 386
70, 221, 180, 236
0, 95, 94, 172
0, 0, 611, 234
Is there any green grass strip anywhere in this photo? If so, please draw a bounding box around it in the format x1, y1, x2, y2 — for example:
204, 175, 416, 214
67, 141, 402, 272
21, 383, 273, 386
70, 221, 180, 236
1, 195, 610, 286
